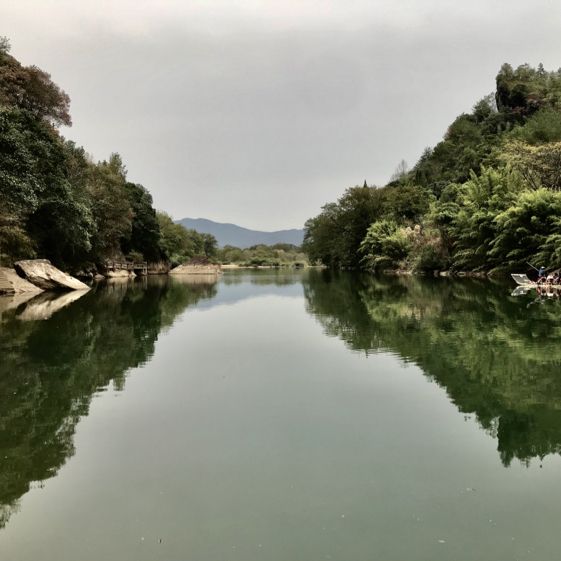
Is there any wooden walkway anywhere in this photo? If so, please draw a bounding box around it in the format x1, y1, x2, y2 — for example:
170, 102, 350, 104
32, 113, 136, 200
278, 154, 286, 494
104, 260, 148, 275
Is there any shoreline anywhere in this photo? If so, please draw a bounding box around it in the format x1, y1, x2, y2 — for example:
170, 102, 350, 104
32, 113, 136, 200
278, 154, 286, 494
3, 257, 529, 297
382, 269, 491, 278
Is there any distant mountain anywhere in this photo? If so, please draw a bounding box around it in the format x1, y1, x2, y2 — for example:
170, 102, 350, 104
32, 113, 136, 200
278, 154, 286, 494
177, 218, 304, 248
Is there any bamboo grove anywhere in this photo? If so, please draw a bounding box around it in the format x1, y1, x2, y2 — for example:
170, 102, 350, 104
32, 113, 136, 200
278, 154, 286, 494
303, 63, 561, 274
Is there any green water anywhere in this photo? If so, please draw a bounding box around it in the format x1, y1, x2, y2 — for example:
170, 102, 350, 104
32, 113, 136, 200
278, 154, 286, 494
1, 271, 561, 560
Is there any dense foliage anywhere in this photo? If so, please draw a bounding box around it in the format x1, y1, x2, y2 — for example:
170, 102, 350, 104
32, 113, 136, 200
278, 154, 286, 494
157, 212, 217, 266
217, 243, 307, 267
304, 63, 561, 274
0, 39, 215, 271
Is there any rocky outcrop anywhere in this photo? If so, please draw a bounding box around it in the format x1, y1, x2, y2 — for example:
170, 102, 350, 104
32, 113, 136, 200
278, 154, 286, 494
169, 263, 221, 275
105, 270, 135, 278
0, 267, 44, 295
14, 260, 90, 291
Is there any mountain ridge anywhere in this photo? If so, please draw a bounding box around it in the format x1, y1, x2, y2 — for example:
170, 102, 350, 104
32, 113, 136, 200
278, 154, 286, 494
177, 217, 304, 248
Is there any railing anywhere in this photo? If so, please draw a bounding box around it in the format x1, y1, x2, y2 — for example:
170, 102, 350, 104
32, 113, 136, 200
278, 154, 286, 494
104, 260, 148, 274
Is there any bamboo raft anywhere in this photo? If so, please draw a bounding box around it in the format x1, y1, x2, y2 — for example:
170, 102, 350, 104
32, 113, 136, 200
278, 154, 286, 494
511, 273, 561, 287
511, 273, 561, 296
512, 274, 537, 287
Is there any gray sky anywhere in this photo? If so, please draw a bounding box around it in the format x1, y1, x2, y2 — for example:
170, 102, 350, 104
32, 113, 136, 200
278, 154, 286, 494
4, 0, 561, 230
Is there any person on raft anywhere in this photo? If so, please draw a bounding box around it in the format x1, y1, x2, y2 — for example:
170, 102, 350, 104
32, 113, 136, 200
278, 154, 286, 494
538, 266, 547, 283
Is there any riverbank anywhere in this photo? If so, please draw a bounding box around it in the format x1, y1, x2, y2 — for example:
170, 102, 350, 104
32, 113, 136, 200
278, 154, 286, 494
0, 260, 215, 294
382, 268, 491, 278
221, 263, 311, 270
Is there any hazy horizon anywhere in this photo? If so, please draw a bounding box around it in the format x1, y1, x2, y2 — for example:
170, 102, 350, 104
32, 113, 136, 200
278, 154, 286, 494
181, 217, 303, 233
4, 0, 561, 229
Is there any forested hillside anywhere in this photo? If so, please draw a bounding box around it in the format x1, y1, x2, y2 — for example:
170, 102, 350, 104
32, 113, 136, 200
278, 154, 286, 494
0, 38, 216, 271
304, 63, 561, 274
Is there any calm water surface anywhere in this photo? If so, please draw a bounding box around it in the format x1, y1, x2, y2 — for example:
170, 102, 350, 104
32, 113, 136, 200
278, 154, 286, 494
1, 271, 561, 561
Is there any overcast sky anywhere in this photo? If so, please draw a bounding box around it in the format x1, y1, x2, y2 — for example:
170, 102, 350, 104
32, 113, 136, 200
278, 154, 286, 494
4, 0, 561, 230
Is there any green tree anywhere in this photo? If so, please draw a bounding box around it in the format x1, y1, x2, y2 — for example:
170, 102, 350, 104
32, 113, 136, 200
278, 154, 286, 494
491, 189, 561, 269
495, 63, 561, 118
383, 184, 431, 223
0, 39, 71, 126
359, 220, 411, 270
303, 186, 385, 268
156, 212, 216, 265
121, 183, 162, 261
502, 140, 561, 190
0, 38, 165, 270
0, 108, 94, 266
446, 167, 524, 270
201, 233, 218, 259
510, 108, 561, 144
87, 154, 132, 260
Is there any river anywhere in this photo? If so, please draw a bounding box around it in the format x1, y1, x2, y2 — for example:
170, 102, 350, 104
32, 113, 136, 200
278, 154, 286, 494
1, 270, 560, 561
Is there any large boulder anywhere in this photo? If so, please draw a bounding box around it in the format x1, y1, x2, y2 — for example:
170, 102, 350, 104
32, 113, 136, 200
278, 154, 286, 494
0, 267, 43, 295
14, 259, 90, 291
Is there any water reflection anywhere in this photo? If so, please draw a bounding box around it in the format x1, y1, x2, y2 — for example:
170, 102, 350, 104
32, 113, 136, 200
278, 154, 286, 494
3, 269, 561, 544
303, 270, 561, 467
0, 277, 217, 528
220, 269, 305, 286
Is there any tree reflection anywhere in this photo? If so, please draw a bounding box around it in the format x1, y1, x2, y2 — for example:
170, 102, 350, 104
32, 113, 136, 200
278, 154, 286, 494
304, 270, 561, 467
0, 277, 216, 528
